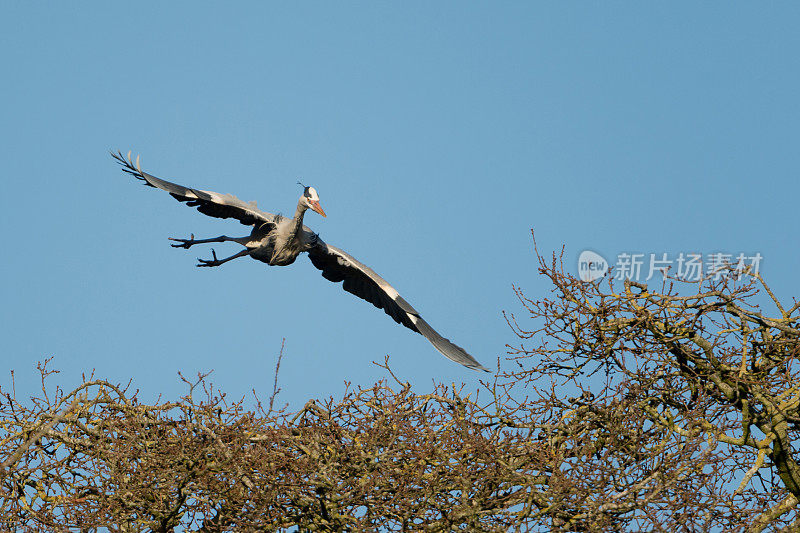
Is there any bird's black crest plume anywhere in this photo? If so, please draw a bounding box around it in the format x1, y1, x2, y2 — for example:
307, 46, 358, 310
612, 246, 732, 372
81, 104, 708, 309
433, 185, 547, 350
297, 180, 312, 198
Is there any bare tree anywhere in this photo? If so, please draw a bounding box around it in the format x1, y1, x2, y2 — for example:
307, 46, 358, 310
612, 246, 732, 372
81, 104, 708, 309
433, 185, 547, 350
1, 235, 798, 531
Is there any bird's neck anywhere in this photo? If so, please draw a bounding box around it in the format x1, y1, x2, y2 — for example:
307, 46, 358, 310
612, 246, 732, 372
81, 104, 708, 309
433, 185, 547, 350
288, 200, 308, 240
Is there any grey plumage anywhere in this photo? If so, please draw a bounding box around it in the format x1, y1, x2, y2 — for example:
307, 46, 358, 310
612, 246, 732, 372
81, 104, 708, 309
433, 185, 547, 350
112, 151, 490, 372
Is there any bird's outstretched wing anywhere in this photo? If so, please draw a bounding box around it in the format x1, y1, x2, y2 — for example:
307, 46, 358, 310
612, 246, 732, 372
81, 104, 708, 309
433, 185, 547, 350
307, 239, 490, 372
111, 151, 275, 227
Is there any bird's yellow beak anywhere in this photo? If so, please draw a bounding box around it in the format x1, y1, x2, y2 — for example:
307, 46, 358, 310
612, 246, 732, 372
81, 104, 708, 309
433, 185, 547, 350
310, 200, 326, 217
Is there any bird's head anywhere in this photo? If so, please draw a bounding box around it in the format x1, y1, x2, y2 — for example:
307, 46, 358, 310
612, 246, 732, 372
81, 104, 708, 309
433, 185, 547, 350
298, 182, 326, 217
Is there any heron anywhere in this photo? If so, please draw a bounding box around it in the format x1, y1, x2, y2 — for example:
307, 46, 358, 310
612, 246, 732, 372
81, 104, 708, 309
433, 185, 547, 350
112, 151, 490, 372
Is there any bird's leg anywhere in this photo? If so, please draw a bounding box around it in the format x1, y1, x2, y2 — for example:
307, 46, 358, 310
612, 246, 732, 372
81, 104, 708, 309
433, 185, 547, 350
170, 234, 249, 249
196, 248, 253, 268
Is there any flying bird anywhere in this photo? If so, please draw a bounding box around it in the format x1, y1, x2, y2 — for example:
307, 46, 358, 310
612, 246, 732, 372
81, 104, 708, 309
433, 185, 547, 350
112, 151, 489, 372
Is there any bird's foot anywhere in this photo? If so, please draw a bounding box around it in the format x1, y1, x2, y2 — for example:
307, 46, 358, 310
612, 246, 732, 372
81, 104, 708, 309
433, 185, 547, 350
196, 248, 222, 267
169, 234, 196, 249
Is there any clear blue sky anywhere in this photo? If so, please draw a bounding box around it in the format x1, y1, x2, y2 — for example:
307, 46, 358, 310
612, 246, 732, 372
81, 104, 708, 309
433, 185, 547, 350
2, 3, 798, 409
